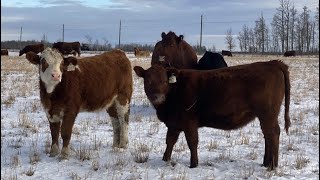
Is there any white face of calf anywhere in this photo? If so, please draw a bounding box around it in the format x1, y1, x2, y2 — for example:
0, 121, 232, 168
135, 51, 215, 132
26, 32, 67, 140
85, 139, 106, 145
25, 48, 64, 93
39, 48, 64, 93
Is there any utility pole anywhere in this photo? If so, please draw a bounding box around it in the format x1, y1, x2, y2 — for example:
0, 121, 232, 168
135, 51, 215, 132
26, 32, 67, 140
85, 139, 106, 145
62, 24, 64, 42
118, 19, 121, 49
200, 14, 203, 50
19, 27, 22, 50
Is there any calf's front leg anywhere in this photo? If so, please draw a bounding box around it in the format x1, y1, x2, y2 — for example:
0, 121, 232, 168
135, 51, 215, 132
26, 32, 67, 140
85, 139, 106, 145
163, 128, 180, 162
60, 112, 77, 159
49, 121, 61, 157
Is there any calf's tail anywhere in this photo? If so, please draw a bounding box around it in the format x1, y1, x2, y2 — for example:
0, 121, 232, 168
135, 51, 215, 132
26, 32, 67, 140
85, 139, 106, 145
276, 60, 291, 134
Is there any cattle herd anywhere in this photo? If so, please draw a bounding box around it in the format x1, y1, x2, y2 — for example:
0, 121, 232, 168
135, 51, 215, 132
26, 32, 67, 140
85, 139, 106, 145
14, 31, 291, 170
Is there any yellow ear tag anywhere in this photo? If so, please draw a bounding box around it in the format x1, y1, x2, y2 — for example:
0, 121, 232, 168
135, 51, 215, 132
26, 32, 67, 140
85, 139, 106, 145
159, 56, 165, 62
169, 74, 176, 83
67, 64, 76, 71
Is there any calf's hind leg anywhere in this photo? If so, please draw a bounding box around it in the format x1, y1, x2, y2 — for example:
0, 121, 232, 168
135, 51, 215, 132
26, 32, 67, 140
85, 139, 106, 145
107, 104, 121, 148
115, 99, 130, 148
260, 118, 280, 170
107, 98, 130, 149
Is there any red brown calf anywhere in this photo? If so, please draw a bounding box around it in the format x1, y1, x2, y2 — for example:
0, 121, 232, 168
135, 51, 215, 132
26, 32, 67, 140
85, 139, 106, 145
151, 31, 198, 69
134, 60, 290, 170
26, 48, 133, 159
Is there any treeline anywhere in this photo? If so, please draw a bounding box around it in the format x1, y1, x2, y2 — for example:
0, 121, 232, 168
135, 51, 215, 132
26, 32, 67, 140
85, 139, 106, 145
236, 0, 319, 54
1, 40, 51, 50
1, 40, 208, 54
0, 40, 153, 52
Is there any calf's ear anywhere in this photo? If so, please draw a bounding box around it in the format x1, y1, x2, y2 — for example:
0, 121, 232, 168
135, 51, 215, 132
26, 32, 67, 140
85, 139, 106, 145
176, 35, 184, 44
161, 32, 166, 39
26, 52, 40, 65
133, 66, 145, 78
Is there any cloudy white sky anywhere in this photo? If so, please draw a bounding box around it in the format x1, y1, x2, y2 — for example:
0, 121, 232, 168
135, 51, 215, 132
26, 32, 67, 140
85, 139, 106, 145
1, 0, 318, 50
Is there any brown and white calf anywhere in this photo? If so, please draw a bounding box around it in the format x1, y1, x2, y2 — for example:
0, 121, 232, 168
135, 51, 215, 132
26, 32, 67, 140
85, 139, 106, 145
134, 60, 290, 169
26, 48, 133, 158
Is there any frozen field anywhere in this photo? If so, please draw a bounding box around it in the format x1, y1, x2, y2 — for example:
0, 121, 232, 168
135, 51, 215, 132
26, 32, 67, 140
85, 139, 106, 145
1, 51, 319, 179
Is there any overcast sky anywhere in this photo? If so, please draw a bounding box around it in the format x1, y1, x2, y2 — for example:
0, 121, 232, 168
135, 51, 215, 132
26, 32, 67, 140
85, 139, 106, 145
1, 0, 318, 51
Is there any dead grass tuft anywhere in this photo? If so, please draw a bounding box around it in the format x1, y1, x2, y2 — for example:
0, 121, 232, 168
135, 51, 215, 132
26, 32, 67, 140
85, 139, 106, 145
24, 166, 36, 176
294, 153, 310, 169
206, 140, 219, 151
132, 142, 150, 163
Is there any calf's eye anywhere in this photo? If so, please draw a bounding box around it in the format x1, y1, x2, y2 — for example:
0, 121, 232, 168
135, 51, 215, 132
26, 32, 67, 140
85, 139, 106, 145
41, 60, 49, 71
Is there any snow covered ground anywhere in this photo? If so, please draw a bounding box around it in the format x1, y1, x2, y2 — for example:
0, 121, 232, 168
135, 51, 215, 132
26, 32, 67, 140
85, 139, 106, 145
1, 51, 319, 179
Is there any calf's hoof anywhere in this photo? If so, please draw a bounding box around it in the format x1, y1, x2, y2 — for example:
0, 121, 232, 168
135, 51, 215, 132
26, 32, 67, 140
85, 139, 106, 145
263, 161, 277, 171
59, 147, 70, 159
112, 143, 127, 149
118, 142, 128, 149
162, 155, 170, 162
49, 144, 60, 157
190, 162, 198, 168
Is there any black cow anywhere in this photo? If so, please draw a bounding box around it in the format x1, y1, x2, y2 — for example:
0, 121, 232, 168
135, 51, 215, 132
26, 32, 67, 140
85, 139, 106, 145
222, 50, 232, 57
52, 41, 81, 57
1, 49, 8, 56
284, 51, 296, 57
19, 44, 44, 56
81, 43, 90, 51
196, 51, 228, 70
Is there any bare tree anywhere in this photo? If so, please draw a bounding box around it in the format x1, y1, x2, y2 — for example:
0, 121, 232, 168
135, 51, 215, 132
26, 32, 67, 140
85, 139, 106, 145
288, 4, 297, 51
316, 6, 319, 31
254, 13, 269, 53
295, 17, 303, 53
310, 21, 316, 52
225, 28, 236, 51
41, 33, 48, 47
271, 18, 281, 52
248, 28, 256, 52
315, 6, 319, 52
102, 37, 112, 51
273, 0, 290, 52
213, 45, 216, 52
244, 25, 250, 52
93, 39, 99, 51
84, 34, 93, 49
238, 31, 244, 52
296, 6, 311, 53
284, 1, 290, 52
238, 24, 251, 52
